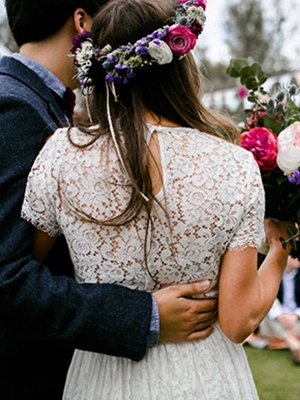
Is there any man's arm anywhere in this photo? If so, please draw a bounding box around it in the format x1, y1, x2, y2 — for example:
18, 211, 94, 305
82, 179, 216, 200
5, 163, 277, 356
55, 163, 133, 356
0, 95, 153, 360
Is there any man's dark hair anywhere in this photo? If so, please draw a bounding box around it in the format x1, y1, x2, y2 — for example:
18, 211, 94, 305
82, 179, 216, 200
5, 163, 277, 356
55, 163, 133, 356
5, 0, 108, 46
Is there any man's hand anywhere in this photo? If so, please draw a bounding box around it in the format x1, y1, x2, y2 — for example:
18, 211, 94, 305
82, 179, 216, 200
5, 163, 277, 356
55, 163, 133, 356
153, 280, 218, 342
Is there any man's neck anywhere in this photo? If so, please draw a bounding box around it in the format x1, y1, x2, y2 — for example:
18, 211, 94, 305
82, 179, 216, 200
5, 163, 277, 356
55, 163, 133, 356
19, 34, 77, 90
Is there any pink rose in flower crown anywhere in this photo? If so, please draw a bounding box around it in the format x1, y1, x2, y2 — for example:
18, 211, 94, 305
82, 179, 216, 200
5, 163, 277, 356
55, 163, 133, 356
164, 25, 197, 57
177, 0, 207, 10
277, 121, 300, 175
240, 127, 278, 172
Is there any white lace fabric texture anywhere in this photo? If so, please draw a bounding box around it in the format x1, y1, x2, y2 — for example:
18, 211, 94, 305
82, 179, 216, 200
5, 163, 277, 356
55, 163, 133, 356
22, 125, 265, 399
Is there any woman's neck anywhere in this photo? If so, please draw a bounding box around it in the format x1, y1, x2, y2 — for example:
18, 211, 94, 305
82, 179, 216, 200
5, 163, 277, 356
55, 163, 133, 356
143, 110, 180, 128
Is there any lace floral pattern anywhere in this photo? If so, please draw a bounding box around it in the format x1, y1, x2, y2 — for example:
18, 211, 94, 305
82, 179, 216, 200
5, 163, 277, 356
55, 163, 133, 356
22, 125, 264, 399
22, 125, 265, 296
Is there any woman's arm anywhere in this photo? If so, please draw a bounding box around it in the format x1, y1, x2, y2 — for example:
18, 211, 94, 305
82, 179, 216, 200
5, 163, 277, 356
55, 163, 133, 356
218, 219, 292, 343
32, 229, 57, 263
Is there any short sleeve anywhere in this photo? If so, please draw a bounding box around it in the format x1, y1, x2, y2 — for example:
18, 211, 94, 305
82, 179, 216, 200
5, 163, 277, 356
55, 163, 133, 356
21, 128, 68, 237
228, 153, 266, 251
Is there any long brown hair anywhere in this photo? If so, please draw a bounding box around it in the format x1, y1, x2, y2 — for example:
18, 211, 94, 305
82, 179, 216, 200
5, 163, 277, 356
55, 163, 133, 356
73, 0, 239, 226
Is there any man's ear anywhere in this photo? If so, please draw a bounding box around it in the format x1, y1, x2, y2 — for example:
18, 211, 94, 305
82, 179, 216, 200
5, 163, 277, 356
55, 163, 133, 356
73, 8, 93, 34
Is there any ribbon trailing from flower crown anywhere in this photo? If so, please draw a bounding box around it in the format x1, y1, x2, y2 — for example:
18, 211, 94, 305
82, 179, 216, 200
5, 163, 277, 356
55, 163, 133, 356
70, 0, 207, 88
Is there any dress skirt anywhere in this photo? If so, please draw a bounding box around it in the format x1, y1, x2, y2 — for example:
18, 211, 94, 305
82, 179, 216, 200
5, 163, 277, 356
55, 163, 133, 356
63, 323, 259, 400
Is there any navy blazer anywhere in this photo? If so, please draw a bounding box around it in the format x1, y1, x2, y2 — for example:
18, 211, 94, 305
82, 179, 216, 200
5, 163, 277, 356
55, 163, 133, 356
0, 56, 152, 400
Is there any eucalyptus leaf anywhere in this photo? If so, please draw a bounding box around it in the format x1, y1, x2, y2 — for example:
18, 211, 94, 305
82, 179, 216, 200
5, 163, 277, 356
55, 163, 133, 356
226, 58, 250, 78
245, 77, 261, 90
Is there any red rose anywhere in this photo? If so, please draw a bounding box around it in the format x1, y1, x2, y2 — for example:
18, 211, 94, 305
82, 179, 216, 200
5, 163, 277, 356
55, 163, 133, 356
240, 127, 278, 171
164, 25, 197, 57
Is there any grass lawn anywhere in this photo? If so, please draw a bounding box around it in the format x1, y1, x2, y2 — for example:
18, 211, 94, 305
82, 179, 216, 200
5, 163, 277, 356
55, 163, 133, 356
244, 345, 300, 400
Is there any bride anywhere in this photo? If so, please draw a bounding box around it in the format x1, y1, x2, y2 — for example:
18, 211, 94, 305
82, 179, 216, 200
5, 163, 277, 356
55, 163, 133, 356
22, 0, 292, 398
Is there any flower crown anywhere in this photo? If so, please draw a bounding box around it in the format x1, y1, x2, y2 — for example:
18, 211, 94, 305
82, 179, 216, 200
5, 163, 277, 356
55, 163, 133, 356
71, 0, 206, 88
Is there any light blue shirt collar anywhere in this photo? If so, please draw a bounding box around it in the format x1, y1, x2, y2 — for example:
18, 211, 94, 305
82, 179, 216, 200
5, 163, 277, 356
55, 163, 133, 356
11, 53, 66, 99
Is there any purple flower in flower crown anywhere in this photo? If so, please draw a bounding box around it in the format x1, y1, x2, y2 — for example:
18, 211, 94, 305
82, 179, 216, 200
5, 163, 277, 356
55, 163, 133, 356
126, 72, 136, 80
287, 170, 300, 185
147, 29, 165, 40
107, 53, 119, 62
152, 39, 161, 45
115, 64, 127, 70
164, 25, 197, 56
136, 45, 148, 55
71, 30, 91, 53
105, 74, 115, 82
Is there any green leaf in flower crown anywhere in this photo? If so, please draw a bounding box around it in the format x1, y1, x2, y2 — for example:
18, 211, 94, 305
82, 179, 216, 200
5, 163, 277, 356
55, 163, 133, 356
263, 115, 283, 135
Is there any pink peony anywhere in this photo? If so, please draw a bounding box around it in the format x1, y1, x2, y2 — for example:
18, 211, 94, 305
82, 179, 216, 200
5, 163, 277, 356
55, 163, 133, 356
240, 127, 278, 171
177, 0, 207, 10
164, 25, 197, 57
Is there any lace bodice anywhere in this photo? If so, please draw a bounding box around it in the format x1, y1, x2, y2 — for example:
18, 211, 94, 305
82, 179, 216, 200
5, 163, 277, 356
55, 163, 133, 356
22, 125, 265, 297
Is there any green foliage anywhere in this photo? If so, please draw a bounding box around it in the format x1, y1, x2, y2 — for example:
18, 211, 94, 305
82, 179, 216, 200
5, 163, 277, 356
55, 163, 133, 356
226, 57, 300, 132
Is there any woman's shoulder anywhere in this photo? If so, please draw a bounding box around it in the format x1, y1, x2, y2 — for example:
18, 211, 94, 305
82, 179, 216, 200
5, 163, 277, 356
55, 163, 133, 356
44, 126, 109, 152
153, 124, 255, 162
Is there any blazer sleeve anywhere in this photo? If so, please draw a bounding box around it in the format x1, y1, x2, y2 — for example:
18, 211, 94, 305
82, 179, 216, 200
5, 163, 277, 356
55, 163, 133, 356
0, 93, 152, 361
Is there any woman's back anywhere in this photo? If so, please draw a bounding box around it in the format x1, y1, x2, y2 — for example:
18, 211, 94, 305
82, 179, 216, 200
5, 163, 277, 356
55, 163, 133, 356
22, 123, 264, 297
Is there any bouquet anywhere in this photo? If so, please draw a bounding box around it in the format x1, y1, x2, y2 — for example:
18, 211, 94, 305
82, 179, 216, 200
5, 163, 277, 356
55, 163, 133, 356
226, 58, 300, 259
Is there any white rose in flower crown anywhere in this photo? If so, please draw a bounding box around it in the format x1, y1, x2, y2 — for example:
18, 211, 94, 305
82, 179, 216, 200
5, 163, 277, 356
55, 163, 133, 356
276, 121, 300, 174
148, 41, 173, 65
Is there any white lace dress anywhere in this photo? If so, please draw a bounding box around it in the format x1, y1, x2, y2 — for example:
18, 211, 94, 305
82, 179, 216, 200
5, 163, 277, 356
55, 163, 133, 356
22, 124, 265, 400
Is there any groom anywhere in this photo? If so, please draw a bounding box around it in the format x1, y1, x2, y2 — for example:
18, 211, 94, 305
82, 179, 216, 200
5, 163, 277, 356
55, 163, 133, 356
0, 1, 217, 399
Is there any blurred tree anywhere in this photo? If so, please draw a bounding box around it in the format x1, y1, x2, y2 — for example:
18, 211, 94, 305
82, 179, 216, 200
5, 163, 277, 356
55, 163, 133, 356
0, 17, 18, 53
224, 0, 290, 75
